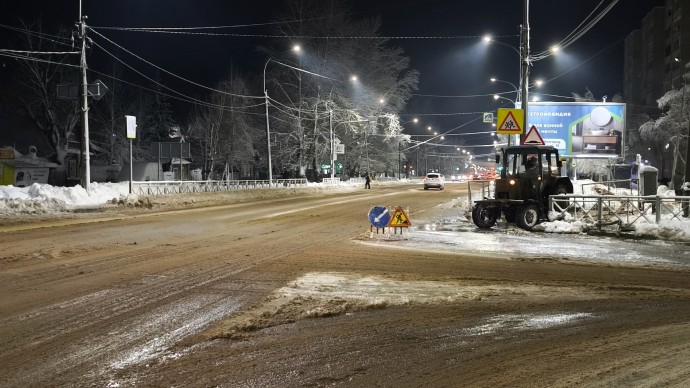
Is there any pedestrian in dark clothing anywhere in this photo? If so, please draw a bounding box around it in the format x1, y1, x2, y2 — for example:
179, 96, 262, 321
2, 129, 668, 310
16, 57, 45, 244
365, 173, 371, 189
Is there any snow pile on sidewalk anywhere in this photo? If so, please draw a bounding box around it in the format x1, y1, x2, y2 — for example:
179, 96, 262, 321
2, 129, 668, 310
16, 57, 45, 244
0, 182, 129, 215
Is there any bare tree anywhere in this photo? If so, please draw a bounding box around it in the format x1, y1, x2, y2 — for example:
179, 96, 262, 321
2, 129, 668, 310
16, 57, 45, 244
187, 68, 257, 180
263, 0, 419, 179
15, 21, 80, 165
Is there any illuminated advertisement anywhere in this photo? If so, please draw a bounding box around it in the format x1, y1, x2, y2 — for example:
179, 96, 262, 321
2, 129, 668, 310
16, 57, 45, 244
527, 102, 626, 157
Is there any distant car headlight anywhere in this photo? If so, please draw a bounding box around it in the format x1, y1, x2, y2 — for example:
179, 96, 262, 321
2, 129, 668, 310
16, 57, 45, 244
509, 179, 516, 185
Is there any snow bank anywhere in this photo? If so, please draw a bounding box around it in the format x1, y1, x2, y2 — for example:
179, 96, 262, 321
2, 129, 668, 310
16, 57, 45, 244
0, 182, 129, 215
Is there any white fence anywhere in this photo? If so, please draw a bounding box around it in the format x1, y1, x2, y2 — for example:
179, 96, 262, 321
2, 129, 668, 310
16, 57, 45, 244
131, 179, 308, 195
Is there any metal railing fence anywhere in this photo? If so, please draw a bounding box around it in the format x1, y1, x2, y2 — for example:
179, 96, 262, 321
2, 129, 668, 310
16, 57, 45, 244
549, 194, 690, 230
131, 179, 308, 195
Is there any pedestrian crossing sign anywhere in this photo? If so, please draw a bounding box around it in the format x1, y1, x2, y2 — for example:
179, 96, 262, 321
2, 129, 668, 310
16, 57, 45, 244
388, 206, 411, 227
497, 108, 524, 134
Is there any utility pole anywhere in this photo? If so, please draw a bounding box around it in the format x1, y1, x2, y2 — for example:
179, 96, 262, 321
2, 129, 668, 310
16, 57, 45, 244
78, 5, 91, 190
682, 65, 690, 212
519, 0, 530, 142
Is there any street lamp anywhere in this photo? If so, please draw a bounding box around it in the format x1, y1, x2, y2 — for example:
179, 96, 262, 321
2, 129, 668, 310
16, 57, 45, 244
491, 76, 520, 104
494, 94, 516, 105
483, 35, 521, 56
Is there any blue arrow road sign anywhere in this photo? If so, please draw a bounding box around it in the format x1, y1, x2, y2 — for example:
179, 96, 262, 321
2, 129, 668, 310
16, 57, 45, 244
368, 206, 391, 228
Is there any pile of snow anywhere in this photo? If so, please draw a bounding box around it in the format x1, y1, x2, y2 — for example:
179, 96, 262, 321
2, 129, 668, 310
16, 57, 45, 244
0, 182, 129, 215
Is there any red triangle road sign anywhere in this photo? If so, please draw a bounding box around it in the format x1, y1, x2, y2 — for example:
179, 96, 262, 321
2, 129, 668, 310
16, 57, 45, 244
522, 125, 545, 145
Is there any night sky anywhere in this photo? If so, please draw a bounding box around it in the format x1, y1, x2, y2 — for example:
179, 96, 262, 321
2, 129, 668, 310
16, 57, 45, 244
1, 0, 666, 152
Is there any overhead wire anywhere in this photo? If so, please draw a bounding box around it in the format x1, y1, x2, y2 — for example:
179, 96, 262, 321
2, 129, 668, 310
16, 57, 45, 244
0, 51, 80, 68
531, 0, 618, 61
89, 27, 264, 99
87, 27, 510, 41
87, 67, 267, 116
90, 39, 265, 112
90, 17, 327, 31
0, 48, 79, 55
0, 23, 74, 48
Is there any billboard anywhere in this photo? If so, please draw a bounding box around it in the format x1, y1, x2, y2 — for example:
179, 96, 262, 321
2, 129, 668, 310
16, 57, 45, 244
527, 102, 626, 157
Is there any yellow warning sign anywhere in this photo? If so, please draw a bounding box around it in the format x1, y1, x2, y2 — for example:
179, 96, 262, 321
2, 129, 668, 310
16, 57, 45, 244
496, 108, 524, 134
388, 206, 411, 228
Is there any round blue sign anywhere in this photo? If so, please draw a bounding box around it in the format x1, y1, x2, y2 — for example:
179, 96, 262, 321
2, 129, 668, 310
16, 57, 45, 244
368, 206, 391, 228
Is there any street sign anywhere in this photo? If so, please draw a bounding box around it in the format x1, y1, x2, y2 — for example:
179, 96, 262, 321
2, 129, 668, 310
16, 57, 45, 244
57, 84, 79, 100
522, 125, 545, 145
57, 79, 109, 100
335, 144, 345, 154
497, 108, 524, 134
87, 79, 108, 101
388, 206, 411, 228
483, 112, 494, 123
125, 115, 137, 139
368, 206, 391, 228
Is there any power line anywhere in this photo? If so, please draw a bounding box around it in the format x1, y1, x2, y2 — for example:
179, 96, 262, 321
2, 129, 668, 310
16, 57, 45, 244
0, 48, 78, 55
88, 27, 510, 41
0, 51, 80, 68
90, 39, 265, 112
90, 16, 328, 31
89, 28, 264, 100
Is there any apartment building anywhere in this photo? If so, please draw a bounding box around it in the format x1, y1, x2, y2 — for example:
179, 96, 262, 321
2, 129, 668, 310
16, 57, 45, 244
624, 0, 689, 115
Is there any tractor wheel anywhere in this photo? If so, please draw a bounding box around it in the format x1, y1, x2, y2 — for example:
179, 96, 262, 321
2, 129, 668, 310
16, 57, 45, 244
516, 204, 540, 231
472, 203, 498, 229
552, 184, 570, 210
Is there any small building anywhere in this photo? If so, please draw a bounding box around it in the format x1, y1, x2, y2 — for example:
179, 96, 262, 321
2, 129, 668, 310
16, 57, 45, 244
0, 146, 59, 187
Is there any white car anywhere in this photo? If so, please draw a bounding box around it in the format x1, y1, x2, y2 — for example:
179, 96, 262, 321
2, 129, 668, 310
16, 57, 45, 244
423, 173, 445, 190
